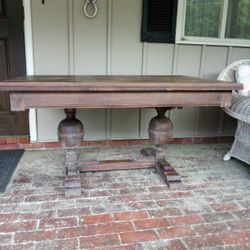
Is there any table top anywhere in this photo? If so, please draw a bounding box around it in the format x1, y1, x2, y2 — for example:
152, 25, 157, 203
0, 75, 242, 92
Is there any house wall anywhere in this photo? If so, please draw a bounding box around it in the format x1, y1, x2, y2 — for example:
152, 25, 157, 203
30, 0, 250, 141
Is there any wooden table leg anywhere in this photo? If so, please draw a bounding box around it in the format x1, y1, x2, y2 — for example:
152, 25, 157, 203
141, 108, 182, 189
57, 108, 181, 196
58, 109, 83, 197
64, 150, 81, 197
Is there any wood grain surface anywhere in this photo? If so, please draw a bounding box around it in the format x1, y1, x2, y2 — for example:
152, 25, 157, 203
0, 75, 242, 92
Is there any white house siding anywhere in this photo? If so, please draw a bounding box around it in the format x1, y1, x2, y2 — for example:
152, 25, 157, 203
31, 0, 250, 142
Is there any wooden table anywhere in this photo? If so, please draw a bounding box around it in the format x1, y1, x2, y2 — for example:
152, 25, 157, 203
0, 75, 242, 197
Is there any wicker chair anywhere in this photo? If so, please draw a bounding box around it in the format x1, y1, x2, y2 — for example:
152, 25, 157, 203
217, 59, 250, 165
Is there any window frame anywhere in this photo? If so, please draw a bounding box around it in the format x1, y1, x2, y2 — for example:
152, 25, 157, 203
175, 0, 250, 47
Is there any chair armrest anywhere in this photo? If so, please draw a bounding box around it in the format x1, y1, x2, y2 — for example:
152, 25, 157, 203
224, 92, 250, 123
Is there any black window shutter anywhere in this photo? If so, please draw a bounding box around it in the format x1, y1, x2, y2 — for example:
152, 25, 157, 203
141, 0, 178, 43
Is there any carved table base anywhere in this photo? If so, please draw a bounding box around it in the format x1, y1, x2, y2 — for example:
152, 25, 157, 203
141, 147, 182, 189
64, 150, 81, 197
58, 109, 83, 197
59, 108, 182, 197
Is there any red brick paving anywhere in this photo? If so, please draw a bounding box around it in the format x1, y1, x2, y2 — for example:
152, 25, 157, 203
81, 214, 113, 224
184, 235, 224, 248
158, 225, 196, 239
57, 225, 96, 239
80, 234, 120, 248
133, 218, 169, 230
220, 231, 250, 245
0, 144, 250, 249
120, 230, 159, 244
114, 210, 148, 221
95, 221, 134, 234
15, 229, 56, 243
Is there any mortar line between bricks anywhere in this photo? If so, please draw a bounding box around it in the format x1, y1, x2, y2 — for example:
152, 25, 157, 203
197, 215, 206, 224
76, 215, 80, 226
11, 232, 14, 245
35, 219, 39, 230
28, 245, 37, 250
180, 238, 191, 250
72, 199, 77, 209
234, 201, 245, 210
54, 208, 58, 218
88, 206, 94, 215
131, 220, 136, 231
117, 233, 122, 245
76, 238, 81, 249
228, 211, 241, 220
144, 209, 151, 218
223, 221, 234, 231
153, 228, 161, 241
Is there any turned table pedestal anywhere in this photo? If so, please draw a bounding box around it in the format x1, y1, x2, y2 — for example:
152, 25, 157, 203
0, 75, 242, 197
59, 106, 178, 197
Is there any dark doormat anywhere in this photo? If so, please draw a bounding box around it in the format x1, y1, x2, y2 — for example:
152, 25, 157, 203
0, 150, 24, 192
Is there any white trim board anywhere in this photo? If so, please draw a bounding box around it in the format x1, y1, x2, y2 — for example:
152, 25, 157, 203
23, 0, 38, 142
175, 0, 250, 48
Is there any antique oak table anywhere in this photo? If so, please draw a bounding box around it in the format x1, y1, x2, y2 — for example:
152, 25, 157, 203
0, 75, 242, 197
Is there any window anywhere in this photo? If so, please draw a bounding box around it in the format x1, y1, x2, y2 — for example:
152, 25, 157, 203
176, 0, 250, 46
226, 0, 250, 39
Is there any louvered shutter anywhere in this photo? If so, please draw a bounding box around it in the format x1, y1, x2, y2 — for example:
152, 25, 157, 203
141, 0, 178, 43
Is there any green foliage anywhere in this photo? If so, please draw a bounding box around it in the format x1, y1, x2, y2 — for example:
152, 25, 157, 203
185, 0, 223, 37
236, 0, 250, 39
185, 0, 250, 39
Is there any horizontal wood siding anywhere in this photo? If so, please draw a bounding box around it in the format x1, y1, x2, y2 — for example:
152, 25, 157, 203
31, 0, 250, 141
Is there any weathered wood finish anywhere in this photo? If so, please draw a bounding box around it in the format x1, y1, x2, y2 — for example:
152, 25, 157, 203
141, 146, 182, 188
58, 109, 84, 147
0, 75, 242, 197
10, 92, 232, 111
64, 150, 81, 197
0, 0, 28, 135
58, 109, 84, 197
148, 108, 173, 145
155, 159, 182, 189
1, 75, 241, 113
78, 159, 154, 172
1, 75, 242, 92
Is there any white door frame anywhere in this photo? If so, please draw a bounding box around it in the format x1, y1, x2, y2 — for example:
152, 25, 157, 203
23, 0, 38, 142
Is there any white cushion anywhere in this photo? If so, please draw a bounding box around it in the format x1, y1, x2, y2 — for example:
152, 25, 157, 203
236, 64, 250, 96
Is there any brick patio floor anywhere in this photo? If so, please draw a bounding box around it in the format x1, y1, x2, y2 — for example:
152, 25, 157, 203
0, 143, 250, 250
